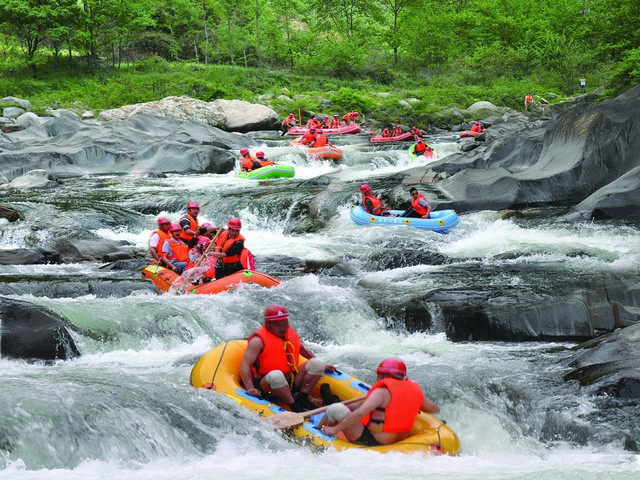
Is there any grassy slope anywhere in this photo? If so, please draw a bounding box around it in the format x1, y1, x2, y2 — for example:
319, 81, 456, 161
0, 56, 565, 126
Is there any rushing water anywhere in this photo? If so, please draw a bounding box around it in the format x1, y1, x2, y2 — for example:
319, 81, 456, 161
1, 133, 639, 479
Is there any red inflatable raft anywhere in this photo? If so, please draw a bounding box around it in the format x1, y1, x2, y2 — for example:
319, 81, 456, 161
370, 132, 415, 143
286, 124, 362, 136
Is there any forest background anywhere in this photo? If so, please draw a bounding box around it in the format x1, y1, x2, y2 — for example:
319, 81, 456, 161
0, 0, 639, 125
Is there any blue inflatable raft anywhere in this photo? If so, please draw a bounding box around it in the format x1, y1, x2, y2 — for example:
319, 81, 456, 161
349, 206, 458, 233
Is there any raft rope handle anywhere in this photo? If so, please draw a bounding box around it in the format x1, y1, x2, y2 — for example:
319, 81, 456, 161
207, 340, 231, 390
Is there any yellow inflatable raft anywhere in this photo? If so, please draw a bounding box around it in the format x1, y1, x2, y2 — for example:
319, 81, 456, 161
190, 340, 461, 455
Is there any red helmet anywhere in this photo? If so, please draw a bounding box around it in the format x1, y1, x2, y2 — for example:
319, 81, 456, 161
360, 184, 372, 194
288, 113, 294, 117
354, 112, 359, 116
198, 236, 211, 246
228, 218, 242, 230
187, 201, 200, 210
375, 359, 407, 379
157, 217, 170, 226
240, 148, 249, 155
200, 222, 212, 229
256, 151, 265, 158
264, 304, 289, 322
169, 224, 182, 232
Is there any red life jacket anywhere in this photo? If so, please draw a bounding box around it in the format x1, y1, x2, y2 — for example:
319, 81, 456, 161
241, 155, 257, 171
248, 324, 301, 377
525, 94, 533, 103
411, 193, 429, 216
257, 158, 274, 168
382, 129, 390, 137
362, 193, 383, 215
330, 118, 340, 128
240, 248, 255, 271
300, 132, 316, 145
165, 238, 190, 262
393, 128, 402, 136
415, 142, 427, 155
179, 214, 199, 243
216, 230, 245, 264
313, 134, 328, 147
361, 377, 424, 433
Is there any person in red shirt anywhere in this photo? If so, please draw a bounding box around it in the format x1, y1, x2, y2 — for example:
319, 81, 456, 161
240, 304, 336, 412
330, 114, 340, 128
524, 93, 535, 111
342, 111, 359, 125
411, 126, 422, 137
319, 358, 439, 446
470, 122, 485, 134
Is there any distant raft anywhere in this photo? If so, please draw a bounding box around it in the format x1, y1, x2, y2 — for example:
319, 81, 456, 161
349, 206, 458, 233
290, 137, 343, 161
141, 263, 281, 295
286, 124, 362, 136
459, 130, 484, 138
236, 164, 295, 180
370, 132, 415, 143
191, 339, 461, 455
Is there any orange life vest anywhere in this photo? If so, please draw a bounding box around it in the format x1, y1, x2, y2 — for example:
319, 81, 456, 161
313, 134, 328, 147
361, 377, 424, 433
240, 248, 255, 271
393, 128, 402, 136
150, 229, 171, 255
248, 324, 301, 377
415, 142, 427, 155
362, 193, 383, 215
382, 129, 390, 137
216, 230, 246, 264
411, 192, 429, 216
179, 214, 199, 243
330, 118, 340, 128
241, 155, 257, 171
165, 237, 190, 262
257, 158, 274, 168
300, 132, 316, 145
525, 94, 533, 103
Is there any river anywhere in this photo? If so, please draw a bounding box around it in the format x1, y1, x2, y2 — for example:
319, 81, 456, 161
1, 132, 639, 479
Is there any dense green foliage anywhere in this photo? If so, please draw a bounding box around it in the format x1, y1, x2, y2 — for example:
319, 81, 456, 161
0, 0, 639, 118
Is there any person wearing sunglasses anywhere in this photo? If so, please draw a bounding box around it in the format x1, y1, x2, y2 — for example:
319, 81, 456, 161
240, 304, 336, 412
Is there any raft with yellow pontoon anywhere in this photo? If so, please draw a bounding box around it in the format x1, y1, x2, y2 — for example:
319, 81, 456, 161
141, 263, 281, 295
190, 340, 461, 455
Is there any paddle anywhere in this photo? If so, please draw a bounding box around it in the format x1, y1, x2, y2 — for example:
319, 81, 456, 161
173, 227, 223, 295
267, 395, 365, 429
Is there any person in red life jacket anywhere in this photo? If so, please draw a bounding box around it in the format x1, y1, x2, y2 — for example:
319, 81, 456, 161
299, 127, 317, 146
162, 224, 190, 274
470, 121, 485, 134
179, 201, 200, 247
239, 148, 262, 172
149, 216, 172, 264
282, 113, 297, 129
322, 116, 331, 128
342, 111, 359, 125
211, 217, 245, 279
318, 358, 439, 446
240, 304, 336, 412
400, 187, 431, 218
411, 126, 422, 137
255, 151, 274, 168
311, 129, 328, 147
392, 126, 403, 137
306, 116, 321, 129
524, 93, 535, 111
381, 127, 391, 138
360, 184, 394, 217
330, 114, 340, 128
414, 139, 427, 156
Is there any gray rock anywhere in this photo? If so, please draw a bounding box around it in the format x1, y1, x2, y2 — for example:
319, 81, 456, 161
3, 107, 25, 119
0, 204, 22, 221
398, 100, 413, 109
212, 99, 280, 132
15, 112, 42, 129
81, 110, 95, 119
0, 96, 31, 110
0, 296, 80, 360
468, 101, 499, 113
8, 169, 63, 190
277, 95, 292, 101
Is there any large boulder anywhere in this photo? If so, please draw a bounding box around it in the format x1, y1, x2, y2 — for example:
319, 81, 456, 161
98, 95, 226, 127
8, 169, 63, 190
0, 296, 80, 360
564, 322, 640, 399
212, 99, 280, 132
0, 113, 250, 181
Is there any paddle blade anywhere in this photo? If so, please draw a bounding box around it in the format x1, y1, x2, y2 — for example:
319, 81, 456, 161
266, 411, 306, 429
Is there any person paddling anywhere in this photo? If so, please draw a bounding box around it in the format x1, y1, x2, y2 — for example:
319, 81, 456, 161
318, 358, 439, 446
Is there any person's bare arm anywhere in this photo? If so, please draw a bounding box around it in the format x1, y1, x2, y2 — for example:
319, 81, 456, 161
420, 394, 440, 414
240, 337, 264, 397
323, 389, 387, 436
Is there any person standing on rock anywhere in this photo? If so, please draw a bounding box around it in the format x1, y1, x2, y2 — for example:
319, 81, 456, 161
580, 77, 586, 94
524, 93, 535, 111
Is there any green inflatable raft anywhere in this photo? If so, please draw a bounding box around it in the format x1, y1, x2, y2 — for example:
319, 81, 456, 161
236, 164, 295, 180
